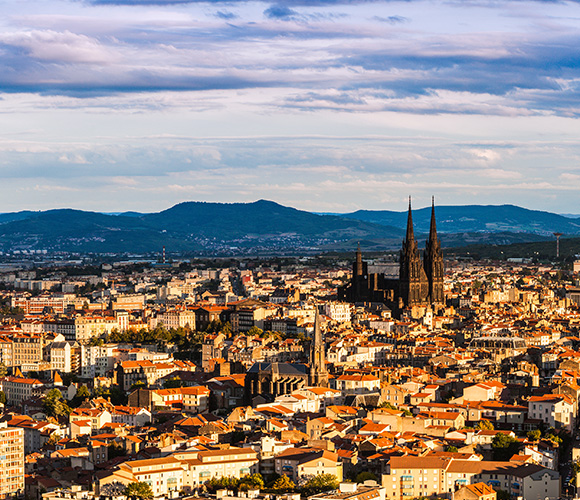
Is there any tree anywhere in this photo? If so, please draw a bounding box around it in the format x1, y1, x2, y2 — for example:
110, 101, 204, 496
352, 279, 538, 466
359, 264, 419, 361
43, 388, 71, 419
239, 473, 265, 491
476, 419, 494, 430
527, 430, 541, 441
446, 445, 458, 453
0, 390, 6, 405
301, 474, 339, 496
124, 482, 153, 500
129, 381, 147, 392
76, 385, 91, 399
206, 476, 240, 492
247, 326, 263, 337
271, 475, 295, 492
492, 433, 520, 461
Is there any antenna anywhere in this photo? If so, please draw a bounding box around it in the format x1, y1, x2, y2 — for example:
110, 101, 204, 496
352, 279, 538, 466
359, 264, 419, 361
553, 233, 563, 258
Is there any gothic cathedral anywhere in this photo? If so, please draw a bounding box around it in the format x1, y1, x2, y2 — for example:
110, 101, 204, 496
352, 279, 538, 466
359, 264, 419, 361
339, 197, 444, 316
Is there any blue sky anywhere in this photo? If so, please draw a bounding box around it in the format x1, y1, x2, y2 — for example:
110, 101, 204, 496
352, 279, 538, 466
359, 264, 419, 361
1, 0, 580, 213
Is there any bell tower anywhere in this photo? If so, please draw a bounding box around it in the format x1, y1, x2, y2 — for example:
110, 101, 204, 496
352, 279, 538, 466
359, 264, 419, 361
399, 197, 429, 308
424, 197, 444, 306
309, 309, 329, 387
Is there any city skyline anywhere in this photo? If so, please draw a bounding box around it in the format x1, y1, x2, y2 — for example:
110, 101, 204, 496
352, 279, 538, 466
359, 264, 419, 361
1, 0, 580, 213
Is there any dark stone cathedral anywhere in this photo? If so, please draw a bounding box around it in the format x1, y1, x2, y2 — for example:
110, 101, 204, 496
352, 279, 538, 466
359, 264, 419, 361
339, 197, 444, 316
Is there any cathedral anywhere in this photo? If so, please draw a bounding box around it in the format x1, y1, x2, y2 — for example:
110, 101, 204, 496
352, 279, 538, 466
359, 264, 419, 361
244, 311, 329, 404
339, 197, 444, 316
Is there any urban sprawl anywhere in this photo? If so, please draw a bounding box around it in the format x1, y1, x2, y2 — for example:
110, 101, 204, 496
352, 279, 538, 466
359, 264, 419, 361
0, 206, 579, 500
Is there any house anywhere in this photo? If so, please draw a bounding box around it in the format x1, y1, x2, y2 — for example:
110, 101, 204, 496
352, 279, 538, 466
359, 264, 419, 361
528, 394, 575, 431
455, 482, 497, 500
274, 447, 343, 482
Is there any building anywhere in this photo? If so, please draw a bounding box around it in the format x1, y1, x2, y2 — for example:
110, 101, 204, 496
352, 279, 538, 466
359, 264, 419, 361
0, 376, 44, 405
0, 424, 24, 499
384, 456, 560, 500
274, 447, 343, 482
310, 310, 329, 387
152, 309, 196, 330
340, 198, 444, 316
455, 483, 497, 500
528, 394, 575, 431
323, 302, 352, 323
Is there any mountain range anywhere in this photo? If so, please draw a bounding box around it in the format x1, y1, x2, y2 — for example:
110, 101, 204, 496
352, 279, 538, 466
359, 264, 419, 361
0, 200, 576, 254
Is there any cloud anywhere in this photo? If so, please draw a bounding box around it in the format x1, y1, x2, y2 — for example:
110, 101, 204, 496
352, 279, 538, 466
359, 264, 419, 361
372, 15, 408, 24
263, 5, 300, 20
215, 10, 238, 20
0, 30, 116, 64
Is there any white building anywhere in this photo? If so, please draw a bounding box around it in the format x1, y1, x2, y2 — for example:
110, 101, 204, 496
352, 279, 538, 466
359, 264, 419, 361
528, 394, 575, 431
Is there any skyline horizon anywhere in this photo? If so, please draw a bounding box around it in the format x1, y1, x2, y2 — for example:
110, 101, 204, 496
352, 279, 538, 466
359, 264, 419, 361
0, 197, 579, 218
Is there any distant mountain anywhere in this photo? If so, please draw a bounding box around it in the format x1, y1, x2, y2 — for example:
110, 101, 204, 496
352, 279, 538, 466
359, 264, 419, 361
340, 204, 580, 236
0, 201, 403, 254
0, 200, 575, 254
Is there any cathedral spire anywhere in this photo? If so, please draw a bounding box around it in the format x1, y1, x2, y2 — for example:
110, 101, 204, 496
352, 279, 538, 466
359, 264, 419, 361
429, 196, 438, 243
405, 196, 415, 243
310, 308, 329, 387
314, 308, 322, 348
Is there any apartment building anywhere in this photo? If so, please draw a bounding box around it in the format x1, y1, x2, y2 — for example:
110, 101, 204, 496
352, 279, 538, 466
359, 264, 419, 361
0, 424, 24, 499
0, 377, 45, 405
151, 309, 196, 330
335, 373, 381, 394
385, 456, 560, 500
528, 394, 575, 431
323, 302, 352, 323
177, 448, 259, 488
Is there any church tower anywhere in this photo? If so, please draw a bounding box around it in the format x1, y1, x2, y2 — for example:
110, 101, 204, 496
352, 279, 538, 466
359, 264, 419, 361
399, 197, 429, 308
309, 309, 329, 387
352, 242, 368, 301
424, 197, 445, 305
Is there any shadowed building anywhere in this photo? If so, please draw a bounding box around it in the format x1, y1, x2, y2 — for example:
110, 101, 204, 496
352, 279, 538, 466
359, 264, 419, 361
245, 310, 329, 403
340, 197, 444, 316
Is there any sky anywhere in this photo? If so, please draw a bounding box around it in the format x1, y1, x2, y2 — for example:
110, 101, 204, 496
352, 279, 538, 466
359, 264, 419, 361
2, 0, 580, 214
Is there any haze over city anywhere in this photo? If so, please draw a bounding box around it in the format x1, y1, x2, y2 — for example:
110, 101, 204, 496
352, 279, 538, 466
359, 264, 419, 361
1, 0, 580, 213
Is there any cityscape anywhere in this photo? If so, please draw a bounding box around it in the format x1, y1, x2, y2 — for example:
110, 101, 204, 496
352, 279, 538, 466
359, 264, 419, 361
2, 0, 580, 499
0, 199, 578, 500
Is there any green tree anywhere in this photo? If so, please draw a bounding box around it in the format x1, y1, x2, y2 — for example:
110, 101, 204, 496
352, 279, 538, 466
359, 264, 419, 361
247, 326, 263, 337
88, 336, 104, 346
544, 432, 563, 446
446, 445, 459, 453
301, 474, 339, 496
220, 321, 232, 336
239, 473, 265, 491
0, 363, 7, 377
206, 476, 240, 492
77, 385, 91, 399
492, 433, 520, 461
271, 475, 295, 492
124, 481, 154, 500
475, 419, 494, 430
527, 430, 541, 441
0, 390, 6, 405
43, 389, 71, 418
129, 381, 147, 392
70, 385, 91, 408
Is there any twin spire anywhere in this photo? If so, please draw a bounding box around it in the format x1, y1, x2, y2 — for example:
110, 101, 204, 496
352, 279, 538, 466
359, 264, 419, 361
406, 196, 438, 245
